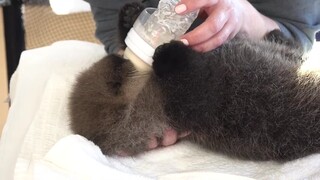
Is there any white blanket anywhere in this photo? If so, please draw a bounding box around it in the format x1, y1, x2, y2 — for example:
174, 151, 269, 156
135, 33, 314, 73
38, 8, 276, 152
0, 41, 106, 180
0, 40, 320, 180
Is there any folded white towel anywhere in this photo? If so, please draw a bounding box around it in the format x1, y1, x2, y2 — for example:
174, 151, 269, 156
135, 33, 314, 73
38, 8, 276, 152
1, 40, 320, 180
0, 40, 106, 180
35, 135, 151, 180
38, 134, 320, 179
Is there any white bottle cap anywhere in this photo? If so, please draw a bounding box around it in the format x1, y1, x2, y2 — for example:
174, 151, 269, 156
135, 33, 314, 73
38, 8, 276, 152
125, 28, 155, 66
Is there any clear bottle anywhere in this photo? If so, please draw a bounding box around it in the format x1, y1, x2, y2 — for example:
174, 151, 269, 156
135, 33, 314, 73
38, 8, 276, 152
124, 0, 198, 71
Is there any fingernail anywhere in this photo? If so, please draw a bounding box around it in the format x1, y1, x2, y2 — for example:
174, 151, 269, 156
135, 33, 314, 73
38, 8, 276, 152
175, 4, 187, 14
180, 39, 189, 45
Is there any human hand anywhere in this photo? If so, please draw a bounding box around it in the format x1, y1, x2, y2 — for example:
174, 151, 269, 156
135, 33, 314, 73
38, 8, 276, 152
175, 0, 280, 52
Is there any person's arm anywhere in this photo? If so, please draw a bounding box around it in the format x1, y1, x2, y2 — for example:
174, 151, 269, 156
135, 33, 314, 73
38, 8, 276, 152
84, 0, 132, 54
250, 0, 320, 52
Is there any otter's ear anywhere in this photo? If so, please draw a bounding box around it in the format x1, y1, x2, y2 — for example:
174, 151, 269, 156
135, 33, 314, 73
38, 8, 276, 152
118, 2, 145, 49
264, 30, 300, 48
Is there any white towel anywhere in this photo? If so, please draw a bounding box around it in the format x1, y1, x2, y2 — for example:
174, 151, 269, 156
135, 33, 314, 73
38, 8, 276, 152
35, 135, 152, 180
35, 135, 254, 180
1, 40, 320, 180
37, 134, 320, 180
0, 40, 106, 180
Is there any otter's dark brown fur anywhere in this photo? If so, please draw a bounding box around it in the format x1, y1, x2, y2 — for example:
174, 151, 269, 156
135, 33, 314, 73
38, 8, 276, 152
69, 3, 320, 161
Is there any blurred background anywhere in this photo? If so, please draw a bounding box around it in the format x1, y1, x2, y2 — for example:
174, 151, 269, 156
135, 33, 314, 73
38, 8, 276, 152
0, 0, 100, 134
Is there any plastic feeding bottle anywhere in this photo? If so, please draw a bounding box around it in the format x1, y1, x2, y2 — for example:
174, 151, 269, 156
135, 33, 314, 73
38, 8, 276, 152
123, 0, 198, 71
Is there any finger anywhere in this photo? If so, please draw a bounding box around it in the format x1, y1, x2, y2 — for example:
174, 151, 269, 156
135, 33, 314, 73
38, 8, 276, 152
181, 9, 230, 46
192, 16, 236, 52
175, 0, 218, 14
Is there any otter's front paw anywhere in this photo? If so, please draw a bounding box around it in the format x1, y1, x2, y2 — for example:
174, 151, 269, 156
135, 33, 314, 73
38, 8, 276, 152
118, 2, 145, 44
152, 41, 195, 77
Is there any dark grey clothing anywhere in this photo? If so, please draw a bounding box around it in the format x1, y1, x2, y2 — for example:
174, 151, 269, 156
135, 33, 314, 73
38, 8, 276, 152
86, 0, 320, 53
250, 0, 320, 52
